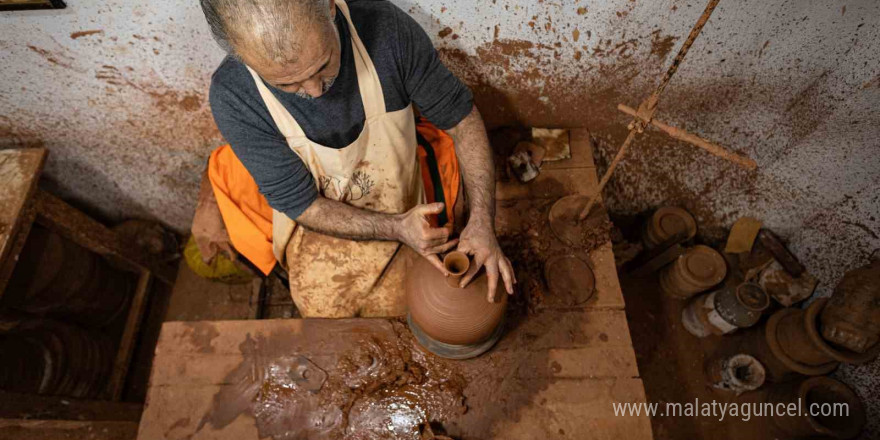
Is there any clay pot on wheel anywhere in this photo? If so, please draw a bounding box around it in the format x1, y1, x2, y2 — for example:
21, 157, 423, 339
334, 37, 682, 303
407, 251, 507, 359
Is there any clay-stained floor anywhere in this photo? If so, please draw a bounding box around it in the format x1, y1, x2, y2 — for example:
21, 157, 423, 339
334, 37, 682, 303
621, 272, 793, 440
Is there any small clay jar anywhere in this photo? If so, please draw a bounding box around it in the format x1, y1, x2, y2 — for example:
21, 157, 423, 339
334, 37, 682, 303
642, 207, 697, 248
704, 353, 766, 394
407, 251, 507, 349
714, 282, 770, 328
681, 282, 769, 337
820, 259, 880, 353
660, 245, 727, 299
766, 376, 866, 440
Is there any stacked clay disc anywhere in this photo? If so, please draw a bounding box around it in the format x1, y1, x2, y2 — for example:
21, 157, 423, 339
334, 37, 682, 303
4, 226, 133, 328
0, 318, 114, 398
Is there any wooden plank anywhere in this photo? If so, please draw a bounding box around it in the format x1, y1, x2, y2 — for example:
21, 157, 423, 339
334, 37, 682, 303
589, 242, 626, 309
0, 391, 142, 422
499, 309, 635, 352
513, 347, 640, 379
494, 202, 624, 309
479, 378, 653, 440
496, 167, 600, 201
0, 198, 37, 297
540, 128, 597, 170
33, 190, 176, 284
140, 313, 648, 440
0, 148, 46, 297
0, 419, 139, 440
107, 270, 152, 401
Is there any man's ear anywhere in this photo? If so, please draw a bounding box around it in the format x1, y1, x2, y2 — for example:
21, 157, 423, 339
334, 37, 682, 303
328, 0, 336, 19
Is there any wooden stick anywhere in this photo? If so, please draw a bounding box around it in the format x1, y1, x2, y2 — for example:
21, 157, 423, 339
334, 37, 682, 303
577, 0, 722, 221
577, 128, 639, 221
617, 104, 757, 171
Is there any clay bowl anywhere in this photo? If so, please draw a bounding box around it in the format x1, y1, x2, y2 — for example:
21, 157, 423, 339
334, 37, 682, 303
406, 252, 507, 346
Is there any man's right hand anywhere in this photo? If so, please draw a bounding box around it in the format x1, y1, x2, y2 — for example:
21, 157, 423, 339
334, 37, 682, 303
395, 202, 458, 275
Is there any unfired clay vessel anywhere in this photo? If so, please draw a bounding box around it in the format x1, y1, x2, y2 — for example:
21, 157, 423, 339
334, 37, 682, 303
407, 251, 507, 346
821, 259, 880, 353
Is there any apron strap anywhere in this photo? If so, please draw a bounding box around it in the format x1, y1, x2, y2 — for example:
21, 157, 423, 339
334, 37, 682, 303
335, 0, 386, 119
245, 66, 308, 139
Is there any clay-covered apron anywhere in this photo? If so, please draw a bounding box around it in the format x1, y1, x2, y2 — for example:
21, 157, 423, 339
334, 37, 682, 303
246, 0, 423, 318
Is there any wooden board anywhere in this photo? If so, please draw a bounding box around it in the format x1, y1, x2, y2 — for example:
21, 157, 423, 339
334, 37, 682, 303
0, 148, 46, 296
0, 419, 139, 440
137, 127, 649, 440
139, 312, 649, 440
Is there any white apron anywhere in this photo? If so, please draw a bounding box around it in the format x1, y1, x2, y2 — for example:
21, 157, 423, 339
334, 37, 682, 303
246, 0, 423, 317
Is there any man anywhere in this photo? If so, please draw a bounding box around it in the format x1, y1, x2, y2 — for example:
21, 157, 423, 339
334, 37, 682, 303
201, 0, 513, 317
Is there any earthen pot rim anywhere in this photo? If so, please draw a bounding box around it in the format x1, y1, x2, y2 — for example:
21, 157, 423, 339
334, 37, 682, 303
679, 245, 727, 286
653, 207, 697, 240
796, 376, 866, 438
736, 282, 770, 312
765, 308, 838, 376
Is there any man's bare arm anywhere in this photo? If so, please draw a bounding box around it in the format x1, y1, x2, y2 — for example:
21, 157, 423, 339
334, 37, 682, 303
296, 197, 458, 273
447, 105, 515, 301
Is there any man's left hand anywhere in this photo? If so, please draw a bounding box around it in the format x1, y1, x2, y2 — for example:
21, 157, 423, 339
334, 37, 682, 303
456, 217, 516, 302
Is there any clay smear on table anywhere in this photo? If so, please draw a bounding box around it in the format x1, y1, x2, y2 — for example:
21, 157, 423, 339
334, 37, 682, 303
198, 321, 465, 439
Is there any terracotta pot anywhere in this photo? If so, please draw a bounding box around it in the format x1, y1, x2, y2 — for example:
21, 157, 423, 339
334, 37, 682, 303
776, 298, 879, 366
704, 353, 766, 394
642, 207, 697, 249
767, 376, 866, 440
740, 298, 880, 380
660, 245, 727, 299
820, 259, 880, 353
682, 282, 769, 337
406, 252, 507, 358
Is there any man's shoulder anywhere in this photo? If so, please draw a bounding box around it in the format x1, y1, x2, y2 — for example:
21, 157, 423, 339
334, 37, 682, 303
210, 56, 250, 91
346, 0, 408, 41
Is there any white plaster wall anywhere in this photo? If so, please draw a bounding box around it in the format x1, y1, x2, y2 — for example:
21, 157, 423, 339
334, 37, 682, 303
1, 0, 879, 435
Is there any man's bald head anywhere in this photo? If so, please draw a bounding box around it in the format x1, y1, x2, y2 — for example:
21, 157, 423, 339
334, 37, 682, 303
201, 0, 333, 63
201, 0, 342, 99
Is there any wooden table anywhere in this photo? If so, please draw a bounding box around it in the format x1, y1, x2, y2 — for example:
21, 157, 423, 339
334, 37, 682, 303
137, 130, 653, 440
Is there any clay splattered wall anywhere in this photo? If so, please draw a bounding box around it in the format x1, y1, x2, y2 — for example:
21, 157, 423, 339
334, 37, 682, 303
1, 0, 879, 432
0, 0, 225, 230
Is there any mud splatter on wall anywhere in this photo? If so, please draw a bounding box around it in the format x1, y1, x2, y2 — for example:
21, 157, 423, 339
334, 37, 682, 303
1, 0, 879, 434
0, 0, 224, 229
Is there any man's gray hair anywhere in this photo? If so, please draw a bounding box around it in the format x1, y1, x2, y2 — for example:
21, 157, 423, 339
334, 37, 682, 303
200, 0, 332, 62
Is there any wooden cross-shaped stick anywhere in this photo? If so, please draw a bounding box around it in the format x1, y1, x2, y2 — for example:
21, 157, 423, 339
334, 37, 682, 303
573, 0, 757, 222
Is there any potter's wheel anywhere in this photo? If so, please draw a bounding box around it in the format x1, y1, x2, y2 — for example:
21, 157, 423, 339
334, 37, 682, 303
407, 313, 505, 360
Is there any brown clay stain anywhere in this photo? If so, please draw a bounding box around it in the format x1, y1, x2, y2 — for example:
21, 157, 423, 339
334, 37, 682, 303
650, 30, 679, 60
26, 45, 75, 70
438, 27, 453, 39
757, 40, 771, 58
577, 6, 587, 15
197, 322, 465, 439
572, 28, 580, 42
70, 29, 104, 39
164, 417, 191, 438
180, 322, 219, 354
